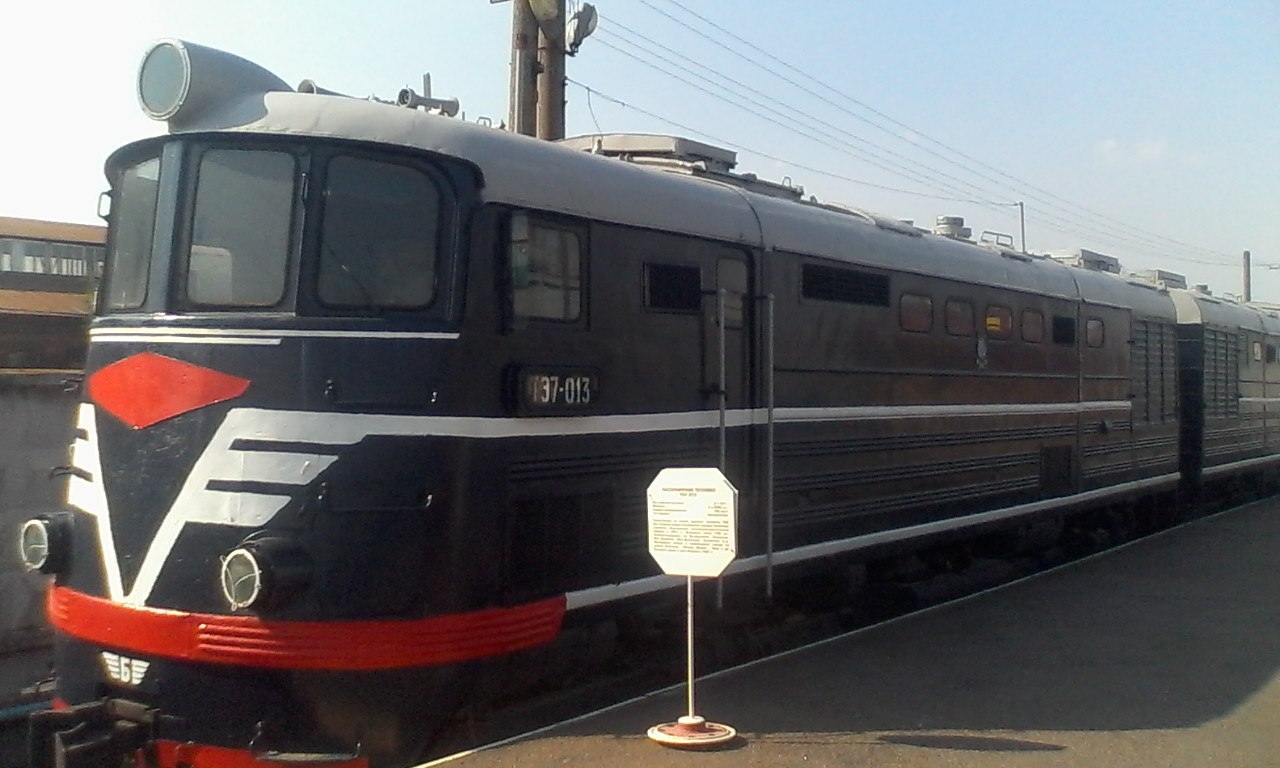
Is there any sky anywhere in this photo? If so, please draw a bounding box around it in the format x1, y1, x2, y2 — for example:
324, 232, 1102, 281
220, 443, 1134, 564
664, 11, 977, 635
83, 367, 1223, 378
2, 0, 1276, 298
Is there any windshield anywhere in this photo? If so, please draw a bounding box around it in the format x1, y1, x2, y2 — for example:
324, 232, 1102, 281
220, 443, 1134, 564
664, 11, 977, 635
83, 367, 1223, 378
99, 139, 452, 317
103, 154, 161, 310
187, 148, 295, 307
102, 138, 458, 317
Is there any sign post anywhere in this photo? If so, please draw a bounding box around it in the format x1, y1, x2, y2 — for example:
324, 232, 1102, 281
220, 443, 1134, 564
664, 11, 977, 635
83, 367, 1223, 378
645, 467, 738, 748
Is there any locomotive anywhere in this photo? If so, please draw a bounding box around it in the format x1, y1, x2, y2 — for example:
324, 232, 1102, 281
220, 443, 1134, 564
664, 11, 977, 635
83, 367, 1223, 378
17, 39, 1280, 767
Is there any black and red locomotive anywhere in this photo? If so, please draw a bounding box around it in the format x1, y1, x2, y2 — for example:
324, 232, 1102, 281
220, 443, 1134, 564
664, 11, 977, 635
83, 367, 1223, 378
17, 40, 1280, 767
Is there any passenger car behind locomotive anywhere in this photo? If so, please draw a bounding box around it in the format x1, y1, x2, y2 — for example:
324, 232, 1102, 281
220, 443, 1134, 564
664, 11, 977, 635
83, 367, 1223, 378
17, 40, 1280, 768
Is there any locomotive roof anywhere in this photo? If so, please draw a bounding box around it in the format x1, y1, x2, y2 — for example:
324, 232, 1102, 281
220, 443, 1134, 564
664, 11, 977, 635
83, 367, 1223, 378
157, 87, 1177, 321
1171, 288, 1280, 333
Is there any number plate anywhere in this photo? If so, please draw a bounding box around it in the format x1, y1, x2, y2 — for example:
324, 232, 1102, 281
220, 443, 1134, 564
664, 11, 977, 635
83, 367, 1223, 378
514, 366, 599, 413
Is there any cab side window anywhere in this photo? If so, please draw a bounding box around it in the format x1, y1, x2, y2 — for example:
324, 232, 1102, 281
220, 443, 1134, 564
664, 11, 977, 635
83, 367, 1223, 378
510, 213, 583, 323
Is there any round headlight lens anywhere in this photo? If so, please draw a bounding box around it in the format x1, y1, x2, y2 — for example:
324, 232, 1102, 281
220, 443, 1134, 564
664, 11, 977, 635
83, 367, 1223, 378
220, 548, 263, 610
19, 519, 51, 572
137, 40, 191, 120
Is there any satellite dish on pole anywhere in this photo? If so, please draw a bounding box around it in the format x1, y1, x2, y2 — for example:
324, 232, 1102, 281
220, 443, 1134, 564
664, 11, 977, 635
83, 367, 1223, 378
566, 3, 598, 55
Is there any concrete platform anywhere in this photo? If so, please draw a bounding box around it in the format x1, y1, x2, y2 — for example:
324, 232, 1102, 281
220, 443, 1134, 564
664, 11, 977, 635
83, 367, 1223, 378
433, 499, 1280, 767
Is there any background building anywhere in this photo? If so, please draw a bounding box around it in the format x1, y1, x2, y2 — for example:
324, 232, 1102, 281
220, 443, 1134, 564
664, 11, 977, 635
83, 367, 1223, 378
0, 216, 105, 372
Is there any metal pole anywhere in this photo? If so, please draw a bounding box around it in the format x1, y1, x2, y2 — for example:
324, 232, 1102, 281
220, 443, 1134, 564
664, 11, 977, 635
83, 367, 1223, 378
1244, 250, 1252, 303
1017, 201, 1026, 253
509, 0, 539, 136
717, 288, 727, 474
536, 0, 567, 140
765, 294, 776, 602
686, 575, 695, 719
716, 287, 727, 610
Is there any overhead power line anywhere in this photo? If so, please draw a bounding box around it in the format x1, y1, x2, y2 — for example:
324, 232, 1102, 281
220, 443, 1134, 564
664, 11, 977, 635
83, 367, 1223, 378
596, 16, 1015, 210
568, 78, 1234, 268
567, 78, 997, 202
632, 0, 1235, 265
592, 32, 1009, 210
586, 29, 1229, 264
591, 17, 1231, 263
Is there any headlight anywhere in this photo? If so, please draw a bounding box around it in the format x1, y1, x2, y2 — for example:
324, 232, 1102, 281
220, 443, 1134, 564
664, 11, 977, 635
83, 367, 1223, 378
219, 538, 310, 611
219, 547, 264, 610
136, 39, 290, 129
19, 513, 71, 574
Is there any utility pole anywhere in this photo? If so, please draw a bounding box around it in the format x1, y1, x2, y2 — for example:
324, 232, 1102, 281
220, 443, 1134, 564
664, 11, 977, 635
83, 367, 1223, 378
508, 0, 539, 136
535, 0, 567, 140
1243, 250, 1252, 303
1016, 201, 1026, 253
506, 0, 566, 139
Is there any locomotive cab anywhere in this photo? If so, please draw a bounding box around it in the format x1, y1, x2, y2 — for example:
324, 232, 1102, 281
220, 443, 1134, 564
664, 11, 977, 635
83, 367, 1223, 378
23, 41, 517, 768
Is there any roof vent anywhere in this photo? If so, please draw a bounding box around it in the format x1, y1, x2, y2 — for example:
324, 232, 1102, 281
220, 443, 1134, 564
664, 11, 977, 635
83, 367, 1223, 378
1133, 268, 1187, 290
934, 216, 972, 240
1050, 248, 1121, 274
807, 201, 923, 238
559, 134, 738, 172
559, 133, 804, 200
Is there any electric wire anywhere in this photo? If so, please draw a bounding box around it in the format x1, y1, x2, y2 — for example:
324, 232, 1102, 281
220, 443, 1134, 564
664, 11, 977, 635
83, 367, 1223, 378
633, 0, 1235, 265
584, 32, 1232, 266
592, 32, 1011, 212
571, 77, 1224, 266
567, 78, 1001, 202
641, 0, 1235, 262
595, 17, 1019, 210
590, 19, 1228, 264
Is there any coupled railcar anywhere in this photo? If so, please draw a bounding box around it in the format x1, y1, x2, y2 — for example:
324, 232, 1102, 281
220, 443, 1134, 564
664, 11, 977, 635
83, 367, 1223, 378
17, 40, 1280, 768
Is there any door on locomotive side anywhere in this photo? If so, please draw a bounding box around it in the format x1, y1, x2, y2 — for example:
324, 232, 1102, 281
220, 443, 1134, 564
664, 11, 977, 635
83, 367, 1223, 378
1079, 303, 1135, 490
702, 255, 752, 412
701, 252, 756, 545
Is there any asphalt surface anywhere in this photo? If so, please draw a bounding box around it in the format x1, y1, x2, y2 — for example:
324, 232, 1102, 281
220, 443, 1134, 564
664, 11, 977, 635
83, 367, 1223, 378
429, 499, 1280, 768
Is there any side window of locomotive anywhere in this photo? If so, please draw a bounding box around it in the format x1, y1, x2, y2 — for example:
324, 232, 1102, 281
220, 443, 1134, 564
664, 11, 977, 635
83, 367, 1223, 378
985, 305, 1013, 340
945, 299, 974, 336
899, 293, 933, 333
319, 156, 440, 309
104, 154, 163, 311
1085, 318, 1105, 348
1053, 315, 1077, 346
645, 263, 702, 313
510, 214, 582, 323
1021, 310, 1044, 343
187, 149, 295, 307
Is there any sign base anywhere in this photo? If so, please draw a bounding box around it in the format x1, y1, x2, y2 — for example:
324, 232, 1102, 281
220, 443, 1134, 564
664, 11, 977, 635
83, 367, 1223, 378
647, 715, 737, 749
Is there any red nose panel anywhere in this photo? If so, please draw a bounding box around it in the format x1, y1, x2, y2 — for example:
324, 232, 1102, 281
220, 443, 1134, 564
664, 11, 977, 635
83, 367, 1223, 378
88, 352, 251, 429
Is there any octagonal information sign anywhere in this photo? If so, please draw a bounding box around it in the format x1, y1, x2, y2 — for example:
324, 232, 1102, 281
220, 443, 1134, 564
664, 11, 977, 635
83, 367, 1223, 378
647, 468, 738, 578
